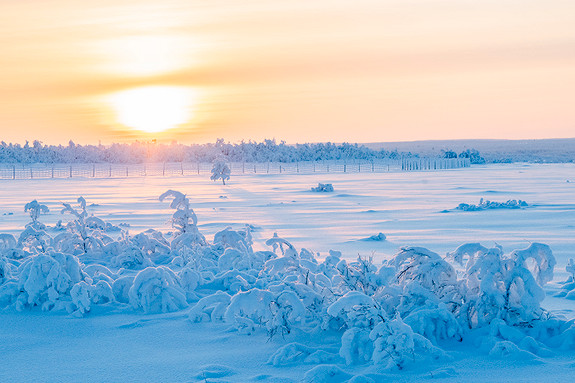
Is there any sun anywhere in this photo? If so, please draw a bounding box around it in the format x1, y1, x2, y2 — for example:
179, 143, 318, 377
109, 86, 197, 133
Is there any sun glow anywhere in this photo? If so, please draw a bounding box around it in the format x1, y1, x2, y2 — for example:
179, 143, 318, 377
108, 86, 197, 133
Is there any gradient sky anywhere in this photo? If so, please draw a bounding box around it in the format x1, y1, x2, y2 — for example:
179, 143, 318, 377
1, 0, 574, 144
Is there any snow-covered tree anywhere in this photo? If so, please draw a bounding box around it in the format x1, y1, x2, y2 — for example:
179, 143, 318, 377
210, 159, 231, 185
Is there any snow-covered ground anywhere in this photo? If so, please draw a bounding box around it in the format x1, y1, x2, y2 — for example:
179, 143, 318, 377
1, 163, 575, 382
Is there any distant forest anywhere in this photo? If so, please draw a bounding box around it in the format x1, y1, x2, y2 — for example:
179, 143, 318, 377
0, 139, 485, 164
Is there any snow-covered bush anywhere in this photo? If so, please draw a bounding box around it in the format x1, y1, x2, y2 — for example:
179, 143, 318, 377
311, 183, 334, 192
16, 252, 85, 311
364, 233, 386, 241
556, 259, 575, 300
210, 159, 231, 185
223, 288, 305, 336
24, 200, 49, 229
456, 198, 528, 211
160, 190, 206, 246
370, 314, 415, 369
0, 233, 19, 258
460, 243, 554, 328
188, 291, 231, 322
128, 266, 187, 313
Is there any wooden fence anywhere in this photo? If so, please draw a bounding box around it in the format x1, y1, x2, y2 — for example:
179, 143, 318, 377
0, 158, 470, 180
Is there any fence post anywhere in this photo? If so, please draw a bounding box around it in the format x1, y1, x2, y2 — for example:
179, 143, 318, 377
313, 163, 316, 172
197, 162, 200, 175
126, 166, 129, 177
180, 162, 183, 176
143, 164, 146, 176
109, 165, 112, 178
296, 162, 299, 173
30, 167, 33, 179
69, 166, 72, 178
267, 162, 270, 174
242, 162, 245, 174
51, 166, 54, 178
162, 163, 165, 176
93, 164, 96, 178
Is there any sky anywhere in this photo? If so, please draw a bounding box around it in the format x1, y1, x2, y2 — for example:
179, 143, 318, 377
1, 0, 574, 145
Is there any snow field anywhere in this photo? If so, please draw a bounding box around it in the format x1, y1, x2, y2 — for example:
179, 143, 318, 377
1, 163, 575, 382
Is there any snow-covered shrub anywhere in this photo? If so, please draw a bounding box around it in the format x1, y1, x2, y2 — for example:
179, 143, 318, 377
179, 267, 201, 295
111, 245, 152, 270
456, 198, 528, 211
58, 197, 110, 256
160, 190, 206, 246
556, 259, 575, 299
311, 183, 334, 192
213, 226, 252, 254
69, 280, 114, 317
0, 233, 23, 259
371, 314, 446, 369
446, 242, 489, 266
339, 327, 373, 364
403, 303, 462, 343
210, 159, 231, 185
16, 252, 85, 311
91, 280, 114, 304
18, 226, 50, 254
112, 276, 134, 304
327, 291, 384, 330
188, 291, 231, 322
455, 242, 555, 329
364, 233, 386, 241
389, 247, 457, 295
370, 315, 415, 369
128, 266, 187, 313
265, 233, 298, 259
224, 288, 305, 336
70, 281, 92, 316
509, 242, 555, 286
24, 200, 49, 229
334, 256, 393, 296
224, 288, 275, 334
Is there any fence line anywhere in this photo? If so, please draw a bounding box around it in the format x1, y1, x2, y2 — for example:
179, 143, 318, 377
0, 158, 470, 180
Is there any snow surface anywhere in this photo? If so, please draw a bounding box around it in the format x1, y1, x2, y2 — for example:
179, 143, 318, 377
1, 162, 575, 382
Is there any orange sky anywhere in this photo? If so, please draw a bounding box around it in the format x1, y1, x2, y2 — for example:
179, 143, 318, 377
1, 0, 574, 144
